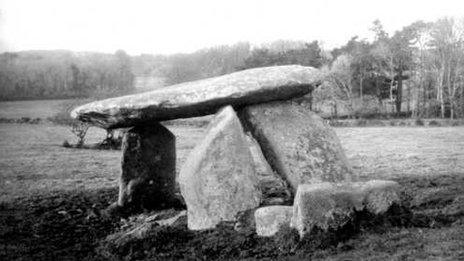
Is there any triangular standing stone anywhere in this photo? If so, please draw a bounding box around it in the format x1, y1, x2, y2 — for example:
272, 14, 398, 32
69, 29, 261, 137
179, 106, 261, 230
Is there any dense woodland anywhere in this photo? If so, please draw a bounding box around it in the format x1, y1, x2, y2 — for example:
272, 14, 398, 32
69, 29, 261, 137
1, 17, 464, 118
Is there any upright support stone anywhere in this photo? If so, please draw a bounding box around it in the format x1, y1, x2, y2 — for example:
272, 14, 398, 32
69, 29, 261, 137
239, 100, 353, 194
179, 106, 261, 230
116, 123, 177, 213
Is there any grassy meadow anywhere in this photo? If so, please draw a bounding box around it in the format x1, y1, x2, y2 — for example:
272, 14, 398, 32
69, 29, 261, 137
0, 99, 463, 260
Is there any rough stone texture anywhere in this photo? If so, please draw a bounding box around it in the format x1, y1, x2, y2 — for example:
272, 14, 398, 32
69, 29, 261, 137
234, 208, 257, 232
361, 180, 401, 214
290, 180, 401, 238
71, 65, 321, 129
117, 123, 178, 212
255, 206, 293, 237
239, 100, 353, 193
245, 133, 292, 205
179, 106, 261, 230
291, 183, 364, 237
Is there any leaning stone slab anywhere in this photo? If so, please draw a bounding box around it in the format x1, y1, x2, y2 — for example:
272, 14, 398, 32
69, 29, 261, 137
239, 100, 353, 193
179, 106, 261, 230
71, 65, 321, 129
255, 206, 293, 237
291, 183, 364, 238
114, 123, 178, 213
245, 133, 292, 205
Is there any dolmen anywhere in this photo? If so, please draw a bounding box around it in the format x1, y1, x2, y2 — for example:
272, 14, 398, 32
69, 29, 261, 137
71, 65, 403, 238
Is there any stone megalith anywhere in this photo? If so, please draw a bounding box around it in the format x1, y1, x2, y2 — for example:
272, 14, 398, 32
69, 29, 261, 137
361, 180, 401, 214
71, 65, 321, 129
291, 183, 364, 238
179, 106, 261, 230
239, 100, 353, 193
115, 123, 178, 213
290, 180, 402, 238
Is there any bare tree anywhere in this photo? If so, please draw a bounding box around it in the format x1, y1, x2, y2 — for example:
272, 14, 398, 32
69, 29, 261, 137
71, 122, 90, 148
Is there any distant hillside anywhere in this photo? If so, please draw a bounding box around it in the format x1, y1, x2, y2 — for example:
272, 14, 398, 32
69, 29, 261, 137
0, 50, 135, 100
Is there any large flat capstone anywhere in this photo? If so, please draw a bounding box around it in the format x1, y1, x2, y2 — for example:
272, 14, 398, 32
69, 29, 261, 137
239, 100, 353, 193
71, 65, 321, 129
179, 106, 261, 230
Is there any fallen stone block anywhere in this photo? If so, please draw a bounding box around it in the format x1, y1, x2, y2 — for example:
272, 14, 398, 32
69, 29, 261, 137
291, 182, 363, 238
291, 180, 402, 238
362, 180, 401, 214
255, 206, 293, 237
239, 100, 353, 194
179, 106, 261, 230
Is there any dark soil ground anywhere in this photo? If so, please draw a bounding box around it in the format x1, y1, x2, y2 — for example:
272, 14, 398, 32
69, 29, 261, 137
1, 173, 463, 261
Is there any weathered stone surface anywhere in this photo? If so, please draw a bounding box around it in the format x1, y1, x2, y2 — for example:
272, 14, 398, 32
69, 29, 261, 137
179, 106, 261, 230
239, 100, 353, 193
290, 180, 401, 237
255, 206, 293, 237
71, 65, 321, 129
116, 123, 178, 213
362, 180, 400, 214
291, 183, 364, 237
245, 133, 292, 205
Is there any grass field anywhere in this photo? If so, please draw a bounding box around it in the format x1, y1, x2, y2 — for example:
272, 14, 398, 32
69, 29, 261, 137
1, 100, 464, 260
0, 123, 206, 202
0, 99, 72, 119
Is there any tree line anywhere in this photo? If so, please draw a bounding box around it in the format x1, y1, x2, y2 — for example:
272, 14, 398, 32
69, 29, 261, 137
1, 17, 463, 118
134, 17, 464, 119
0, 50, 134, 100
318, 17, 464, 119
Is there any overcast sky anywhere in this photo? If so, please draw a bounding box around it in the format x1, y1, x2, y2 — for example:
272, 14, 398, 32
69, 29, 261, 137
0, 0, 463, 55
